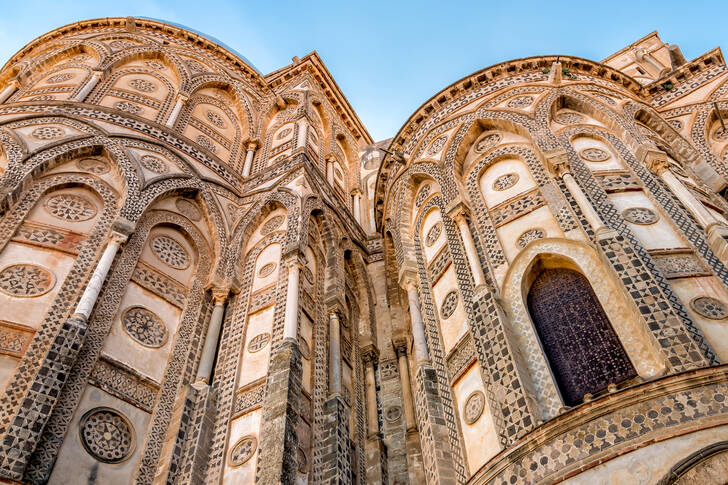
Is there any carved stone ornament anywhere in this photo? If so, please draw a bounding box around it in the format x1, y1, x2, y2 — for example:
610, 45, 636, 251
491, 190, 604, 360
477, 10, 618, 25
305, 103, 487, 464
440, 290, 459, 319
44, 193, 97, 221
425, 222, 442, 247
261, 215, 285, 235
122, 306, 168, 348
77, 158, 110, 175
258, 262, 276, 278
385, 406, 402, 423
139, 154, 169, 174
517, 228, 545, 248
463, 391, 485, 424
298, 336, 311, 360
492, 173, 519, 191
579, 148, 610, 162
151, 235, 191, 270
475, 133, 501, 153
79, 408, 135, 463
229, 435, 257, 466
248, 333, 271, 353
31, 126, 64, 140
427, 135, 447, 155
622, 207, 659, 225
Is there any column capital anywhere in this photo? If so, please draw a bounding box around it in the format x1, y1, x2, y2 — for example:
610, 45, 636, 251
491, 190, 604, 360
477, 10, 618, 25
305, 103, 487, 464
109, 231, 128, 245
111, 216, 135, 237
246, 140, 259, 151
392, 336, 408, 357
445, 198, 471, 222
398, 269, 418, 292
361, 344, 379, 365
91, 69, 104, 78
644, 152, 671, 176
211, 287, 230, 305
9, 78, 21, 88
282, 250, 306, 270
176, 93, 189, 103
544, 148, 571, 178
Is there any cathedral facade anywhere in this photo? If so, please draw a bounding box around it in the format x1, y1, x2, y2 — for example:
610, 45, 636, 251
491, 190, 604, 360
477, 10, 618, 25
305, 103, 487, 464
0, 16, 727, 485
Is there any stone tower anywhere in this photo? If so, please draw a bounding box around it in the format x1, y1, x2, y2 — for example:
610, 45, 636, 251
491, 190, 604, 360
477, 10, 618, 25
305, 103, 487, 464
0, 19, 726, 485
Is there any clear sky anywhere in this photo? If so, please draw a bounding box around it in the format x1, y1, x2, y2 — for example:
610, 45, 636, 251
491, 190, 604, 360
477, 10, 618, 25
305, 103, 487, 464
0, 1, 724, 141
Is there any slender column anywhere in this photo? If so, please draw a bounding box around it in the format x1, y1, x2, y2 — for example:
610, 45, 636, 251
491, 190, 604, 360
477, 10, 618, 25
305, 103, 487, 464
362, 345, 379, 438
548, 156, 607, 234
353, 192, 361, 224
73, 231, 127, 320
0, 79, 19, 104
195, 289, 229, 383
283, 256, 303, 341
71, 71, 102, 102
165, 94, 187, 127
648, 158, 718, 229
326, 158, 335, 186
242, 141, 257, 178
394, 339, 417, 432
328, 311, 342, 396
404, 279, 429, 363
296, 119, 308, 149
449, 204, 486, 288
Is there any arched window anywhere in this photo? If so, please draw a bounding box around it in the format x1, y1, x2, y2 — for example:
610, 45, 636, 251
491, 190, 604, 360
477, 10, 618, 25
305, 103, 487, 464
527, 268, 636, 406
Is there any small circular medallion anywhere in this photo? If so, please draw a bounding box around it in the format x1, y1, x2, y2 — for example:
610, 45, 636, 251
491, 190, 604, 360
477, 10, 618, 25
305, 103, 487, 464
579, 148, 610, 162
463, 391, 485, 425
77, 158, 110, 175
46, 73, 74, 84
622, 207, 659, 225
175, 199, 202, 221
425, 222, 442, 247
44, 193, 97, 221
196, 135, 216, 153
79, 408, 135, 463
385, 406, 402, 423
128, 78, 156, 92
248, 333, 271, 353
298, 336, 311, 360
114, 101, 142, 114
506, 95, 534, 108
151, 235, 190, 270
31, 126, 64, 140
206, 110, 226, 128
277, 127, 293, 140
303, 267, 314, 284
492, 173, 519, 191
229, 435, 257, 466
691, 296, 728, 320
186, 60, 205, 73
475, 133, 501, 153
139, 154, 168, 174
261, 215, 285, 235
258, 262, 276, 278
440, 291, 459, 319
517, 228, 545, 248
122, 306, 168, 348
427, 135, 447, 155
0, 264, 55, 297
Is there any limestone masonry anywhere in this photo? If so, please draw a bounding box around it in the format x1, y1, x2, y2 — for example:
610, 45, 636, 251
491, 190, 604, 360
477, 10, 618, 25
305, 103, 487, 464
0, 16, 727, 485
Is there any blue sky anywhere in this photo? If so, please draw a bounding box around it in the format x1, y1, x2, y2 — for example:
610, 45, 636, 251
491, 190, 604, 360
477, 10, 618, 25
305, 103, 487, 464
0, 1, 724, 141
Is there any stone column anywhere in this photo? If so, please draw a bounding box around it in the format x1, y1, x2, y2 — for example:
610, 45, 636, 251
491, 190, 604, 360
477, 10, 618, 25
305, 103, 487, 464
326, 157, 335, 186
242, 141, 257, 178
353, 191, 361, 225
447, 202, 486, 289
296, 119, 308, 149
73, 230, 128, 320
362, 345, 379, 438
393, 339, 417, 432
403, 277, 429, 363
195, 289, 229, 383
328, 311, 342, 396
548, 155, 607, 234
71, 71, 102, 102
0, 79, 20, 104
165, 94, 187, 128
283, 255, 303, 341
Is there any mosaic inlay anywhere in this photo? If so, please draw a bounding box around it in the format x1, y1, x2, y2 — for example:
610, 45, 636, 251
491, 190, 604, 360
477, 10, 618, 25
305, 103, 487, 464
128, 78, 156, 92
277, 127, 292, 139
229, 435, 257, 466
463, 391, 485, 425
122, 306, 168, 348
0, 264, 55, 297
206, 110, 226, 128
425, 222, 442, 247
579, 147, 610, 162
440, 290, 459, 319
31, 126, 64, 140
415, 184, 432, 207
46, 73, 73, 84
554, 112, 584, 124
492, 173, 519, 191
151, 235, 190, 270
385, 406, 402, 423
114, 101, 142, 114
475, 133, 502, 153
44, 193, 97, 221
690, 296, 728, 320
79, 408, 134, 463
139, 154, 168, 174
248, 333, 271, 353
622, 207, 659, 225
427, 135, 447, 155
196, 135, 216, 152
175, 199, 202, 221
261, 215, 284, 235
517, 228, 545, 248
506, 95, 534, 108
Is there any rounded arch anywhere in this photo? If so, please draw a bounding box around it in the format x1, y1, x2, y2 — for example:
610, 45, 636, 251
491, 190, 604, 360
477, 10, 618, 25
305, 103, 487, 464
453, 117, 533, 178
502, 237, 666, 417
657, 441, 728, 485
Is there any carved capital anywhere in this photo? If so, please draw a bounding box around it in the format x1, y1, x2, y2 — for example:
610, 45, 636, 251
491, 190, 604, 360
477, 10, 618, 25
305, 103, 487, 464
445, 199, 471, 223
361, 344, 378, 365
544, 148, 571, 178
398, 269, 418, 292
211, 287, 230, 305
246, 140, 259, 151
111, 216, 136, 237
392, 336, 408, 357
109, 231, 128, 245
